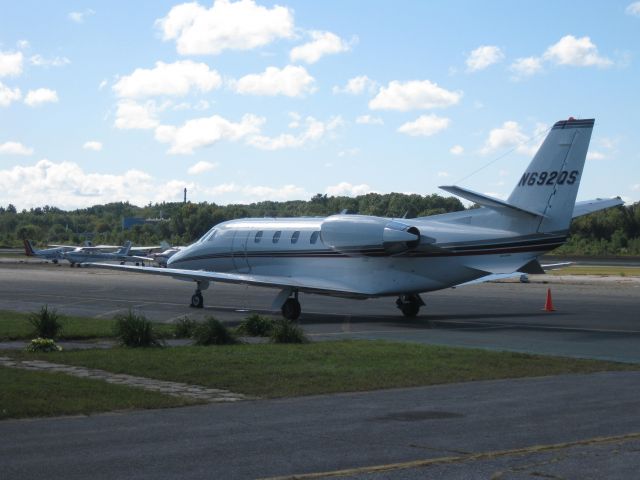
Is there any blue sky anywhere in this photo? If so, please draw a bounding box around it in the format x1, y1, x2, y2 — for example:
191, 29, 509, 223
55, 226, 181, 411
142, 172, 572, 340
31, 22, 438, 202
1, 0, 639, 210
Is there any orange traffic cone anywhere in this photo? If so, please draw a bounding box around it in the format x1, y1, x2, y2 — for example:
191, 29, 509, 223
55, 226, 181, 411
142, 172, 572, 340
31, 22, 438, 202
543, 288, 555, 312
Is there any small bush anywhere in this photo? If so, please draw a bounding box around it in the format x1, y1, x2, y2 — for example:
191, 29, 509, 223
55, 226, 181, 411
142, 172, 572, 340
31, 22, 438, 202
193, 317, 237, 346
270, 319, 308, 344
236, 314, 275, 337
113, 310, 163, 348
173, 316, 197, 338
25, 337, 62, 352
28, 305, 63, 339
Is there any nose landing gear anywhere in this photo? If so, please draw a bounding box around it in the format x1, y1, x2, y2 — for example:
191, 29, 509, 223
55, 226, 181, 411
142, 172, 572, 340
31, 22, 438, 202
189, 280, 210, 309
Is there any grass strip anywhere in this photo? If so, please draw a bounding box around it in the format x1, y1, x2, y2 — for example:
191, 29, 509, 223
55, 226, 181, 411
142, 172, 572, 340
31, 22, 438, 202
0, 365, 200, 420
0, 310, 174, 341
549, 266, 640, 277
6, 341, 636, 398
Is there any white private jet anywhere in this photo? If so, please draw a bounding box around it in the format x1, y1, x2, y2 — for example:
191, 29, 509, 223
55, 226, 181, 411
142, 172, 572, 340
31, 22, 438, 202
92, 118, 622, 319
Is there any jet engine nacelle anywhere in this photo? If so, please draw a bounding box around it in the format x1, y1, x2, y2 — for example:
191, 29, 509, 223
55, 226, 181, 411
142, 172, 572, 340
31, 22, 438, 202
320, 214, 420, 255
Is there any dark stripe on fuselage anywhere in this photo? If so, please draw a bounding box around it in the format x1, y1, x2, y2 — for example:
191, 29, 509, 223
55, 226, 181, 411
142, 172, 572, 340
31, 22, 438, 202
169, 235, 567, 265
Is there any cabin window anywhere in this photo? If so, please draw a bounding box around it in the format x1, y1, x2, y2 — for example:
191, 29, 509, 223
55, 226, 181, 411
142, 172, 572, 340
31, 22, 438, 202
273, 231, 282, 243
291, 231, 300, 244
310, 231, 320, 244
254, 231, 263, 243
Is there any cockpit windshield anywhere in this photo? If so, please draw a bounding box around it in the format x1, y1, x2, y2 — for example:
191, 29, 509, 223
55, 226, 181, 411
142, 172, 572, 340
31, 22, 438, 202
199, 227, 218, 243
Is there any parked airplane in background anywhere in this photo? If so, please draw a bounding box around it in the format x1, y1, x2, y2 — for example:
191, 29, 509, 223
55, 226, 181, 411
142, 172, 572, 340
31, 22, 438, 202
149, 246, 185, 267
92, 118, 622, 319
63, 241, 153, 267
23, 240, 74, 263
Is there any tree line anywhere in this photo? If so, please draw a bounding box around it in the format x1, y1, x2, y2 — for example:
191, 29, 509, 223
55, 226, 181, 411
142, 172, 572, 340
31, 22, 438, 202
1, 193, 638, 256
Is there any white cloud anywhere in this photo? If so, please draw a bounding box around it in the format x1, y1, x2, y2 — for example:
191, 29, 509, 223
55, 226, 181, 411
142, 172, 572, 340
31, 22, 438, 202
114, 100, 161, 130
68, 9, 95, 23
543, 35, 613, 68
0, 51, 23, 77
187, 161, 218, 175
0, 141, 33, 155
338, 148, 360, 157
155, 113, 265, 154
626, 2, 640, 16
509, 56, 543, 78
397, 114, 450, 136
333, 75, 377, 95
231, 65, 315, 97
480, 121, 546, 156
290, 30, 351, 64
83, 141, 103, 151
29, 55, 70, 67
156, 0, 294, 55
510, 35, 613, 79
113, 61, 221, 99
450, 145, 464, 155
248, 115, 343, 150
203, 182, 308, 201
0, 81, 21, 106
24, 88, 58, 107
17, 40, 30, 50
325, 182, 372, 197
0, 159, 190, 210
587, 151, 606, 160
437, 171, 450, 178
466, 45, 504, 72
369, 80, 462, 111
356, 115, 383, 125
98, 79, 108, 90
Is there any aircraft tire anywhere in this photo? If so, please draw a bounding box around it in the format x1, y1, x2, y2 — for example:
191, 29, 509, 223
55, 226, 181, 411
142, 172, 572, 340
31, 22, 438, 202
400, 303, 420, 318
190, 293, 204, 309
281, 298, 301, 320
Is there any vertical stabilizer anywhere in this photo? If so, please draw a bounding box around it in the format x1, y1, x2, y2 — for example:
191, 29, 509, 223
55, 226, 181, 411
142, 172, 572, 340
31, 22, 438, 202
507, 118, 594, 233
118, 241, 132, 256
23, 239, 36, 256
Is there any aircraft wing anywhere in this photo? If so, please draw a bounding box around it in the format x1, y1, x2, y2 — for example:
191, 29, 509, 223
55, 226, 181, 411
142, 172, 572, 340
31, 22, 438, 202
572, 197, 623, 218
87, 263, 370, 298
454, 260, 571, 287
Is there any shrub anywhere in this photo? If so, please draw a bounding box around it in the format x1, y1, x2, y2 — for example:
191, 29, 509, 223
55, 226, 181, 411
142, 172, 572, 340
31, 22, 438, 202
113, 310, 163, 348
26, 337, 62, 352
28, 305, 63, 339
236, 314, 275, 337
193, 317, 237, 346
269, 319, 308, 344
173, 316, 197, 338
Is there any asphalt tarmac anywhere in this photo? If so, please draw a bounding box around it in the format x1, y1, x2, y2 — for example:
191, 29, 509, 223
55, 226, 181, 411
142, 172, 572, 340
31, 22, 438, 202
1, 262, 639, 363
2, 262, 640, 479
1, 372, 640, 479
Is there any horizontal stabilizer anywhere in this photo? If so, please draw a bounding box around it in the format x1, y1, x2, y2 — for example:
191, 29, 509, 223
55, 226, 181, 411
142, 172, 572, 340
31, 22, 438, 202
439, 185, 546, 218
573, 197, 623, 218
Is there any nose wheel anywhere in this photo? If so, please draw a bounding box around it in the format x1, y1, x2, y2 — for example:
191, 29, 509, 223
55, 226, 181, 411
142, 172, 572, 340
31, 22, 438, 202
190, 290, 204, 309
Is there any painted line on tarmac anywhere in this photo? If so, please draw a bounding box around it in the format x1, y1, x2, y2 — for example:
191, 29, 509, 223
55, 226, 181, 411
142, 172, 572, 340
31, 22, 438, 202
260, 432, 640, 480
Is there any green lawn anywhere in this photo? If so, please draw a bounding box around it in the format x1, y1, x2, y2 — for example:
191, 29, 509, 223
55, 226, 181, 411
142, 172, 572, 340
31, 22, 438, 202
7, 341, 636, 398
548, 265, 640, 277
0, 366, 200, 420
0, 310, 174, 340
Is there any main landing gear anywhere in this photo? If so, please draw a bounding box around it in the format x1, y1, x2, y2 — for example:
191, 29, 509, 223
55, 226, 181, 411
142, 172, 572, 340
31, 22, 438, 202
189, 281, 210, 309
281, 291, 301, 320
396, 293, 425, 318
